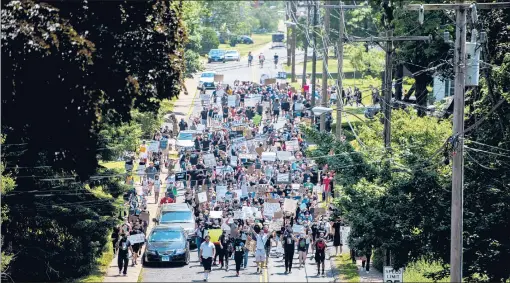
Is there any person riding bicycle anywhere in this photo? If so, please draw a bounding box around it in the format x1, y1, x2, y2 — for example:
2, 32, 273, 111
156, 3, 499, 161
248, 52, 253, 66
274, 53, 279, 68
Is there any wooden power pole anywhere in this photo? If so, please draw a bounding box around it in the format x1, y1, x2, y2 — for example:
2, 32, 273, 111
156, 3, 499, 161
349, 34, 431, 148
405, 2, 510, 282
311, 1, 318, 107
320, 0, 331, 132
291, 1, 297, 82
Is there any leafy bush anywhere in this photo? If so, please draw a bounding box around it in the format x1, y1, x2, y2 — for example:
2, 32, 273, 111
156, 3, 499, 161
200, 27, 220, 55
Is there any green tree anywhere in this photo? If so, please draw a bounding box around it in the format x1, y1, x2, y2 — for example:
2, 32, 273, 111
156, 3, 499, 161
1, 0, 185, 281
200, 27, 220, 55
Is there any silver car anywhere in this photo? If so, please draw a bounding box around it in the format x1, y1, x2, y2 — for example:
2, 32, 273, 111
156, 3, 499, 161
224, 50, 240, 62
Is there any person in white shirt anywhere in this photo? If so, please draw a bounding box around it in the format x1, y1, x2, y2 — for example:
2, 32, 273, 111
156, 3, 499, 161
153, 175, 161, 204
252, 227, 269, 274
199, 235, 215, 282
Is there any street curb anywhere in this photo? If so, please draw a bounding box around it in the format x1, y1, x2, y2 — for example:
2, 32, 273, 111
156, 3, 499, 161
186, 89, 199, 118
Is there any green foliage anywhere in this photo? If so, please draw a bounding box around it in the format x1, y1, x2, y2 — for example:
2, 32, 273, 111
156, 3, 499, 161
184, 49, 204, 77
200, 27, 220, 55
1, 0, 185, 281
347, 44, 385, 76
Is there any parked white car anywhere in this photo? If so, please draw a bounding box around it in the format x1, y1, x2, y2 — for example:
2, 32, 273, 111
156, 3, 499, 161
224, 50, 240, 62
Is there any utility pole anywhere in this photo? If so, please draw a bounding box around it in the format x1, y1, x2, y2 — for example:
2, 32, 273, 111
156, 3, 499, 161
311, 1, 318, 107
349, 34, 431, 149
291, 1, 297, 82
335, 1, 345, 139
302, 3, 310, 88
405, 2, 510, 282
383, 29, 393, 149
320, 0, 331, 132
286, 1, 291, 67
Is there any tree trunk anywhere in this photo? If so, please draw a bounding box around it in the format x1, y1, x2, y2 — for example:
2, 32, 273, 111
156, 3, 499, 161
395, 63, 403, 101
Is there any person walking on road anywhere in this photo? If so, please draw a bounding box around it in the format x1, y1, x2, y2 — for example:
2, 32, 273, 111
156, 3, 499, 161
200, 235, 216, 282
116, 233, 133, 276
297, 233, 308, 269
315, 232, 327, 277
153, 175, 161, 204
233, 237, 245, 276
252, 225, 269, 274
282, 226, 296, 274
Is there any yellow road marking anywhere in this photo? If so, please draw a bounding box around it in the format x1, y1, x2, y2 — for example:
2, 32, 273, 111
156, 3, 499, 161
186, 89, 199, 118
264, 266, 268, 282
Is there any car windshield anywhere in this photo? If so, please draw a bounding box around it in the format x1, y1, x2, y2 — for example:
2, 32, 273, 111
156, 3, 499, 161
149, 230, 183, 242
201, 73, 214, 78
226, 51, 237, 54
178, 133, 194, 140
160, 211, 193, 223
209, 50, 224, 55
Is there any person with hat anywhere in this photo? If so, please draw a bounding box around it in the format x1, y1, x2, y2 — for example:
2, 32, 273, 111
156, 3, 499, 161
199, 235, 216, 282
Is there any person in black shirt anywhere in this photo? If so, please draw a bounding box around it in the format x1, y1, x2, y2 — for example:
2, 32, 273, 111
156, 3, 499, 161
219, 230, 232, 270
200, 108, 208, 126
202, 136, 211, 152
282, 226, 297, 274
194, 137, 201, 151
315, 232, 327, 277
233, 238, 245, 276
116, 233, 133, 276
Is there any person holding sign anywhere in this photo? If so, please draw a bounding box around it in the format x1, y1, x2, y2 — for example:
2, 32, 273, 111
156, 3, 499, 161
199, 235, 216, 282
282, 226, 297, 274
233, 237, 245, 276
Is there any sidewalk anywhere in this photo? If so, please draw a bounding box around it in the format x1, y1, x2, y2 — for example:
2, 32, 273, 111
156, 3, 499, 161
356, 259, 383, 282
103, 79, 198, 283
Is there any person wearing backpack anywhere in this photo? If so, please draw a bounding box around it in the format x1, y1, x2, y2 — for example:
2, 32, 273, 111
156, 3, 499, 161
297, 233, 308, 268
315, 232, 327, 277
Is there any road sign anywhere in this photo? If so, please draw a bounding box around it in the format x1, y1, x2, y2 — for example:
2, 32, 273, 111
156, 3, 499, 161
383, 266, 403, 283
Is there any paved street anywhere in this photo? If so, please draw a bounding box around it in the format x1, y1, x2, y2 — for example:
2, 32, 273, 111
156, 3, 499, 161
141, 43, 338, 283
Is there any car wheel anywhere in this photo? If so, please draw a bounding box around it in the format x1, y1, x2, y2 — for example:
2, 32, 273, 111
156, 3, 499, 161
142, 255, 149, 267
184, 252, 190, 266
208, 59, 211, 63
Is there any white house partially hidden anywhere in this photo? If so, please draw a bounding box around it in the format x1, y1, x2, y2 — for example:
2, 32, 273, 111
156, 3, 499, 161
433, 74, 454, 102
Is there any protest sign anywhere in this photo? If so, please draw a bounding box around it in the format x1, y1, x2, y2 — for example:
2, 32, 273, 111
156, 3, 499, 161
261, 152, 276, 162
277, 151, 292, 161
215, 166, 225, 175
208, 229, 222, 243
198, 192, 207, 203
269, 219, 283, 232
245, 97, 258, 107
221, 223, 231, 232
209, 211, 223, 219
314, 208, 326, 218
214, 74, 224, 82
233, 189, 242, 200
230, 156, 238, 167
139, 211, 150, 222
228, 96, 236, 107
284, 199, 297, 213
285, 140, 299, 151
175, 172, 186, 181
277, 173, 291, 183
294, 102, 304, 112
293, 224, 305, 234
291, 184, 300, 191
201, 94, 211, 103
216, 186, 227, 199
277, 71, 287, 79
233, 210, 245, 219
203, 153, 217, 168
264, 78, 276, 85
273, 211, 284, 219
159, 139, 168, 149
147, 141, 159, 152
254, 211, 262, 219
264, 202, 281, 217
128, 233, 146, 244
128, 215, 139, 223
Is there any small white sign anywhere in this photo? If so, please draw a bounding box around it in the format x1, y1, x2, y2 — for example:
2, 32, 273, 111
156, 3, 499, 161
285, 140, 299, 151
277, 173, 290, 183
233, 210, 245, 219
383, 266, 404, 283
148, 141, 159, 153
293, 224, 304, 234
263, 202, 281, 217
228, 95, 236, 107
198, 192, 207, 203
203, 153, 217, 168
261, 152, 276, 162
216, 186, 227, 199
230, 156, 238, 167
128, 233, 145, 244
209, 211, 223, 219
277, 151, 292, 161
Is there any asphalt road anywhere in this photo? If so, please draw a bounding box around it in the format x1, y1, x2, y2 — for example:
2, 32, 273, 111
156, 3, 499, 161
141, 44, 338, 282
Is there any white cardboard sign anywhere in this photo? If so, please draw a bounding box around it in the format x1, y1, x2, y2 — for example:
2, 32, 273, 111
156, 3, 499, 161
277, 151, 292, 161
203, 153, 217, 168
262, 152, 277, 162
198, 192, 207, 203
